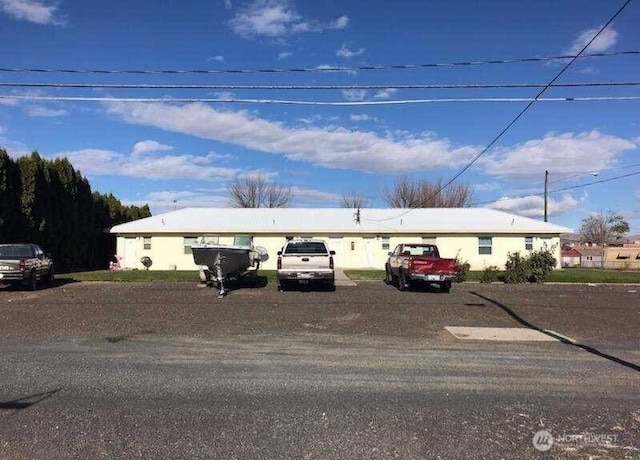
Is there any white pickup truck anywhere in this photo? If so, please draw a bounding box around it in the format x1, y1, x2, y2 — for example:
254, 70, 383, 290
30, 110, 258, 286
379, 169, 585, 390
277, 239, 335, 291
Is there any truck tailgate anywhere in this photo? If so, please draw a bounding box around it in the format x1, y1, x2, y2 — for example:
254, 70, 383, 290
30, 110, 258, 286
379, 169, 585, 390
410, 257, 456, 274
280, 254, 331, 270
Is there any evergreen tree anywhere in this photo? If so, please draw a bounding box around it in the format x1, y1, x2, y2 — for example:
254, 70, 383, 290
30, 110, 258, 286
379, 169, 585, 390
0, 151, 151, 271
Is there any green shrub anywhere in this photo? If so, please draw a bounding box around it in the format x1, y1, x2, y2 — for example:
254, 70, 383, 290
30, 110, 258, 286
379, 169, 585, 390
504, 247, 557, 283
455, 259, 471, 282
480, 266, 500, 283
527, 246, 557, 283
504, 252, 530, 283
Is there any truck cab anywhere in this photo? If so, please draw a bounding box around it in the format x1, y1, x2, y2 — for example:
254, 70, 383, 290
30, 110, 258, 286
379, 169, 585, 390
385, 243, 456, 292
277, 239, 335, 291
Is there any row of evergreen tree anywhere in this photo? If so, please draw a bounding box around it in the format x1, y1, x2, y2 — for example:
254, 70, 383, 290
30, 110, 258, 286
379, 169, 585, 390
0, 150, 151, 272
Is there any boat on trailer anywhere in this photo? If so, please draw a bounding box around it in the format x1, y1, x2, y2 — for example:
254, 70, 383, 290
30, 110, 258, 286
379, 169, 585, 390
191, 235, 268, 297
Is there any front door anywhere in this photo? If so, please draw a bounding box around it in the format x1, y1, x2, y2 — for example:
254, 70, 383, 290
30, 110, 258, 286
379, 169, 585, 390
124, 238, 137, 269
361, 237, 376, 268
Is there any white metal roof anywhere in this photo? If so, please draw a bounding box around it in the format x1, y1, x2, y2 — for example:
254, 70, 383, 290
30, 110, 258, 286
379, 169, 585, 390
110, 208, 573, 235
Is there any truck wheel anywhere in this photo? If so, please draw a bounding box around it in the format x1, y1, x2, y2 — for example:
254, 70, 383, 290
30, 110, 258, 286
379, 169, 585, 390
385, 265, 394, 285
398, 270, 408, 291
27, 271, 37, 291
440, 282, 452, 293
46, 267, 54, 285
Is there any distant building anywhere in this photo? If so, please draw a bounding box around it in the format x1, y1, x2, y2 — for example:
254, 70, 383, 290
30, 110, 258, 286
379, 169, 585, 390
561, 248, 581, 268
109, 208, 572, 271
575, 248, 604, 268
604, 247, 640, 270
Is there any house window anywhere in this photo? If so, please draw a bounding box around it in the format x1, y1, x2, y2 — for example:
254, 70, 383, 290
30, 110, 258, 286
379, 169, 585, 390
616, 253, 630, 260
478, 237, 493, 255
381, 236, 390, 251
143, 237, 152, 250
525, 236, 533, 251
183, 236, 198, 254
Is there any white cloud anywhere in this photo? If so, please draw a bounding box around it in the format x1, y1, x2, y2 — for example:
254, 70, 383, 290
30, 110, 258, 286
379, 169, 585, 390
315, 64, 357, 76
229, 0, 302, 37
213, 91, 236, 100
374, 88, 398, 100
486, 194, 579, 218
341, 89, 367, 101
229, 0, 346, 38
223, 0, 232, 10
290, 186, 342, 203
25, 106, 67, 117
207, 151, 237, 162
0, 96, 20, 106
350, 114, 371, 122
106, 101, 480, 174
473, 182, 502, 192
132, 140, 173, 156
207, 55, 225, 62
483, 131, 637, 181
0, 0, 63, 25
278, 51, 292, 59
127, 190, 230, 214
54, 148, 242, 181
567, 26, 618, 55
329, 15, 348, 29
336, 43, 365, 59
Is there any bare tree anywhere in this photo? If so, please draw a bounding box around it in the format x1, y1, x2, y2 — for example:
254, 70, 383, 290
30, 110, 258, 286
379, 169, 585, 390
227, 173, 292, 208
383, 177, 474, 208
340, 191, 368, 208
578, 211, 629, 246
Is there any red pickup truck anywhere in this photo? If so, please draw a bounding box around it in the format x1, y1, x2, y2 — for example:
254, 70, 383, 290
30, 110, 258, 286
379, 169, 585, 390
385, 243, 457, 292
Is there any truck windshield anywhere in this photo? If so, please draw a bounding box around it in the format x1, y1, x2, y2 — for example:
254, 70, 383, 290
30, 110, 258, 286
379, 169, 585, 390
284, 242, 328, 255
0, 245, 34, 258
402, 245, 438, 257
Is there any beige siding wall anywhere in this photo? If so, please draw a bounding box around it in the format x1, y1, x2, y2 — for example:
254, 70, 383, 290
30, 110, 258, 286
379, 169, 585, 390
116, 233, 562, 271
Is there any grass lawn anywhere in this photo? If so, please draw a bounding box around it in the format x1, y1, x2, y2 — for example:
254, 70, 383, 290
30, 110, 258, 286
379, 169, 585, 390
63, 268, 640, 284
62, 270, 279, 283
345, 269, 640, 284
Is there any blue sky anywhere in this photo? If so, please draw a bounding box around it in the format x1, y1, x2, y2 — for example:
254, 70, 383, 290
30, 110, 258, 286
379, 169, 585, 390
0, 0, 639, 232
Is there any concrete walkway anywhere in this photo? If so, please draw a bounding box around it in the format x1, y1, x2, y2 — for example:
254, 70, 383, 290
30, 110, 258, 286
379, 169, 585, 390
335, 268, 357, 286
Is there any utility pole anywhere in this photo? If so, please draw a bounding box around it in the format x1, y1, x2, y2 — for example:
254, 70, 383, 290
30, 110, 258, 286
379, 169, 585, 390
544, 170, 549, 222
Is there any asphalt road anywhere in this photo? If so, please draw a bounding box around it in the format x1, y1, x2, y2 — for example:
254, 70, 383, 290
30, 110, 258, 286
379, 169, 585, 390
0, 280, 639, 459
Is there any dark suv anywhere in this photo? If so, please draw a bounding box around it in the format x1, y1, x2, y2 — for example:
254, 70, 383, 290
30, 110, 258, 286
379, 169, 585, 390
0, 244, 54, 290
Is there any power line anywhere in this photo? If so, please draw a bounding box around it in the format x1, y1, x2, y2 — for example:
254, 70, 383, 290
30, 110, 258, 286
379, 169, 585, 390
0, 50, 637, 75
0, 82, 629, 90
2, 95, 639, 105
477, 170, 640, 206
363, 0, 635, 223
548, 163, 640, 184
2, 81, 640, 90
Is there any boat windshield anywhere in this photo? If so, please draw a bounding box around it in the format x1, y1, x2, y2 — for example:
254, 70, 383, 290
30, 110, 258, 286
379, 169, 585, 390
233, 235, 253, 246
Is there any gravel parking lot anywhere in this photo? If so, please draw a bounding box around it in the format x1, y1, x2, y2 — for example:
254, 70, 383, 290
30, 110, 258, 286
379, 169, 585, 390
1, 279, 639, 346
1, 280, 639, 459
